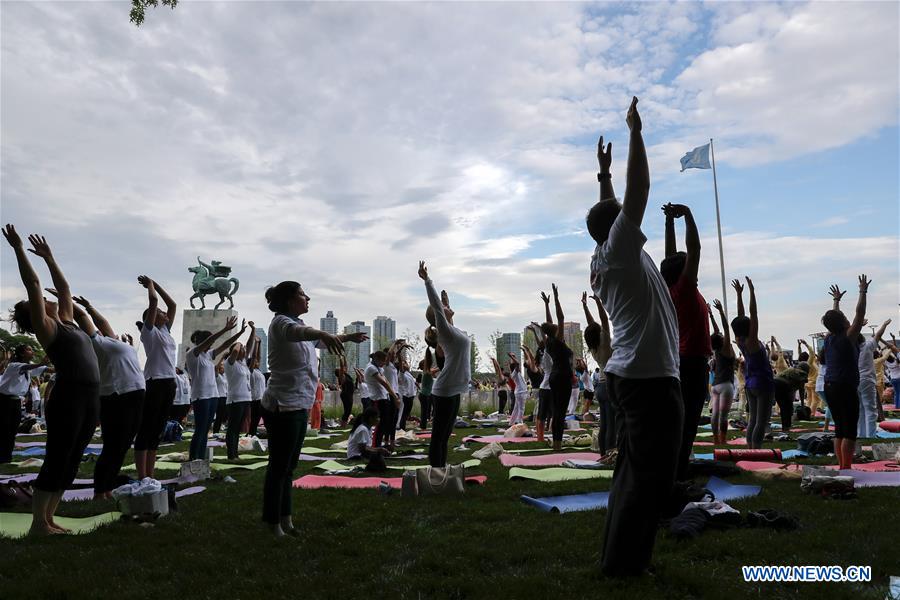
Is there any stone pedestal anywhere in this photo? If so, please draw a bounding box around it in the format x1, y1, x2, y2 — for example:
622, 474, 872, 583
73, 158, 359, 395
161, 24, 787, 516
177, 309, 239, 369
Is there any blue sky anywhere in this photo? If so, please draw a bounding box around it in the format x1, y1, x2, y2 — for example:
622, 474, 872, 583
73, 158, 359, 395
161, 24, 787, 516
1, 1, 897, 369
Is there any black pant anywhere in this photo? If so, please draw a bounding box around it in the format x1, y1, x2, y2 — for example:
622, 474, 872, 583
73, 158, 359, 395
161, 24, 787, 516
773, 379, 794, 432
261, 407, 307, 524
498, 389, 508, 414
419, 394, 432, 427
1, 394, 21, 463
429, 394, 460, 467
374, 400, 395, 447
212, 397, 227, 434
400, 396, 414, 429
134, 377, 175, 451
538, 388, 553, 426
169, 404, 191, 423
595, 381, 616, 455
824, 381, 859, 440
94, 389, 144, 494
227, 402, 251, 459
36, 380, 100, 493
549, 377, 570, 442
676, 357, 710, 480
340, 393, 354, 423
249, 400, 262, 436
602, 374, 682, 576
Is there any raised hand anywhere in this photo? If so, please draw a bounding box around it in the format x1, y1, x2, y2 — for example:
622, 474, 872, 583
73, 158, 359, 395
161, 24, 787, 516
2, 224, 22, 248
73, 295, 91, 308
667, 203, 689, 219
540, 291, 550, 305
345, 331, 368, 344
137, 275, 155, 290
320, 332, 344, 355
712, 299, 724, 314
626, 96, 641, 132
828, 285, 846, 302
551, 283, 559, 297
240, 319, 247, 331
744, 276, 755, 291
581, 291, 588, 305
858, 274, 871, 293
225, 316, 238, 330
417, 261, 428, 281
26, 235, 53, 260
597, 136, 612, 171
590, 294, 605, 311
248, 320, 255, 329
731, 279, 744, 294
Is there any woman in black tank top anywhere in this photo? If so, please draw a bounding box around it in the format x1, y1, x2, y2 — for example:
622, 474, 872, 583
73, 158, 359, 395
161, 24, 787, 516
3, 226, 100, 536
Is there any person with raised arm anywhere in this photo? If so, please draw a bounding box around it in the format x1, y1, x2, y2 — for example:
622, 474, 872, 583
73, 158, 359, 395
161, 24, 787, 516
799, 339, 820, 415
822, 276, 870, 469
0, 344, 50, 463
582, 291, 614, 455
857, 317, 889, 438
730, 277, 773, 449
212, 358, 229, 434
2, 226, 100, 536
51, 291, 145, 498
585, 99, 682, 577
184, 316, 242, 461
876, 328, 900, 410
540, 284, 574, 451
355, 366, 372, 413
224, 323, 256, 460
506, 352, 528, 425
248, 342, 266, 436
417, 349, 434, 429
709, 299, 736, 445
261, 281, 367, 537
364, 351, 399, 445
660, 202, 712, 480
336, 354, 356, 428
419, 261, 471, 468
134, 274, 178, 479
490, 355, 510, 417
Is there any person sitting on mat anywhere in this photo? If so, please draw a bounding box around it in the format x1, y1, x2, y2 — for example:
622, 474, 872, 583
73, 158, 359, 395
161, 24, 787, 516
347, 406, 390, 472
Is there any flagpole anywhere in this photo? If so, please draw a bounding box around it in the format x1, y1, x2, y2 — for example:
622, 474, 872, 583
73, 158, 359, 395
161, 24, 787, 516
710, 138, 728, 320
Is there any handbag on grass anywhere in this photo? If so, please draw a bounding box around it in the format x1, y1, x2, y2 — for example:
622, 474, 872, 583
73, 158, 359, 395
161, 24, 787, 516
180, 459, 210, 481
415, 464, 465, 496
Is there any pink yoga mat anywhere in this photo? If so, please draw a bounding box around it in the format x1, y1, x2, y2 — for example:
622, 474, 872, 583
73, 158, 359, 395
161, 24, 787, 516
293, 474, 487, 489
499, 452, 601, 467
462, 435, 540, 444
726, 438, 748, 446
736, 461, 802, 472
823, 460, 900, 472
878, 421, 900, 433
693, 441, 713, 447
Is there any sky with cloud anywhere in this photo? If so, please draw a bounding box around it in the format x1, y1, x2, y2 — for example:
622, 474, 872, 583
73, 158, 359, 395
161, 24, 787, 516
1, 1, 898, 369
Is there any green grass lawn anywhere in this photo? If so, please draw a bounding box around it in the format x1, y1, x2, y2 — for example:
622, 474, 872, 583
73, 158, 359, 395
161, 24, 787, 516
1, 412, 898, 600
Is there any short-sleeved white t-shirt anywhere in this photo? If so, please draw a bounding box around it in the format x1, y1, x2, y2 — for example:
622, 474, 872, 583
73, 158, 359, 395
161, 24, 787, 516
590, 212, 680, 380
225, 360, 251, 404
580, 369, 594, 392
250, 369, 266, 401
857, 339, 877, 383
359, 381, 371, 398
140, 324, 176, 380
91, 334, 145, 397
347, 425, 372, 460
0, 363, 48, 397
215, 371, 228, 398
185, 349, 218, 401
173, 373, 191, 406
364, 363, 387, 401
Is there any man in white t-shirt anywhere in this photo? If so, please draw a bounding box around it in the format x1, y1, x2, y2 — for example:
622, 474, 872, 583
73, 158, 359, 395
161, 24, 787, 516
857, 321, 888, 438
586, 98, 682, 577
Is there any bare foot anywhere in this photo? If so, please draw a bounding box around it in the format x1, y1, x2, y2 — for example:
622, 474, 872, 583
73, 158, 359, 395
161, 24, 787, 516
27, 522, 58, 536
47, 520, 71, 534
268, 523, 285, 538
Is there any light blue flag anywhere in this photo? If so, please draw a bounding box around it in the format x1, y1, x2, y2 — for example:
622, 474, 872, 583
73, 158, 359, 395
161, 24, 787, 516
680, 144, 711, 172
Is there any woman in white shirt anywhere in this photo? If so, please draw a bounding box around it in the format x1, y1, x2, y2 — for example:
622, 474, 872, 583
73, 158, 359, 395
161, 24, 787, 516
224, 325, 257, 460
134, 275, 178, 480
65, 294, 146, 498
212, 361, 229, 434
346, 406, 389, 471
419, 262, 471, 468
171, 368, 192, 424
364, 352, 399, 447
582, 291, 615, 455
0, 344, 49, 463
185, 317, 244, 461
261, 281, 367, 537
355, 367, 371, 412
249, 355, 267, 437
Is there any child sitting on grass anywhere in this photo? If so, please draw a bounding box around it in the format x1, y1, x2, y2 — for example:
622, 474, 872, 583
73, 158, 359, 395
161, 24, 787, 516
347, 406, 390, 472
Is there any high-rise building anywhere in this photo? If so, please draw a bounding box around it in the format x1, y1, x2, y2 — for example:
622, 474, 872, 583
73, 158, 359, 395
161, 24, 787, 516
523, 326, 539, 356
372, 315, 396, 352
563, 322, 584, 362
254, 327, 269, 373
320, 311, 340, 384
496, 332, 522, 372
343, 321, 371, 372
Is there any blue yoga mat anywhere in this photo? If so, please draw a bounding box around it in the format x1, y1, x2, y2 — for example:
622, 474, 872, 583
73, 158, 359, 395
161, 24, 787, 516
521, 491, 610, 513
876, 429, 900, 439
693, 453, 714, 461
706, 476, 760, 501
13, 446, 103, 458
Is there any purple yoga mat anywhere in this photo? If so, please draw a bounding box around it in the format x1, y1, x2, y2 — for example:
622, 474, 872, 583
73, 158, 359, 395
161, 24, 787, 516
0, 472, 39, 484
500, 452, 602, 467
63, 484, 207, 502
14, 441, 45, 448
837, 469, 900, 487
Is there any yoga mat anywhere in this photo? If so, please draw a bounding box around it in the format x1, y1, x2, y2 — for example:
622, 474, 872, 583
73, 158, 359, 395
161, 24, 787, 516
695, 432, 713, 439
714, 448, 782, 462
123, 460, 270, 472
508, 467, 613, 482
876, 429, 900, 439
0, 511, 120, 539
836, 470, 900, 487
705, 476, 761, 501
15, 432, 47, 438
499, 452, 601, 467
521, 491, 610, 513
293, 474, 487, 490
878, 420, 900, 433
462, 435, 540, 444
0, 473, 38, 484
315, 459, 481, 472
11, 459, 43, 468
693, 441, 714, 447
61, 485, 207, 503
12, 447, 46, 457
693, 453, 714, 460
781, 449, 809, 459
506, 447, 583, 454
736, 461, 802, 473
726, 437, 748, 446
823, 460, 900, 473
14, 441, 45, 448
299, 447, 345, 455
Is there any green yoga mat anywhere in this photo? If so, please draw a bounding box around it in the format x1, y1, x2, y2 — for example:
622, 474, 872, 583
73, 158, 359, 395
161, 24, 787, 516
508, 467, 613, 482
123, 460, 270, 472
299, 447, 344, 455
315, 459, 481, 472
0, 511, 121, 539
695, 432, 714, 439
